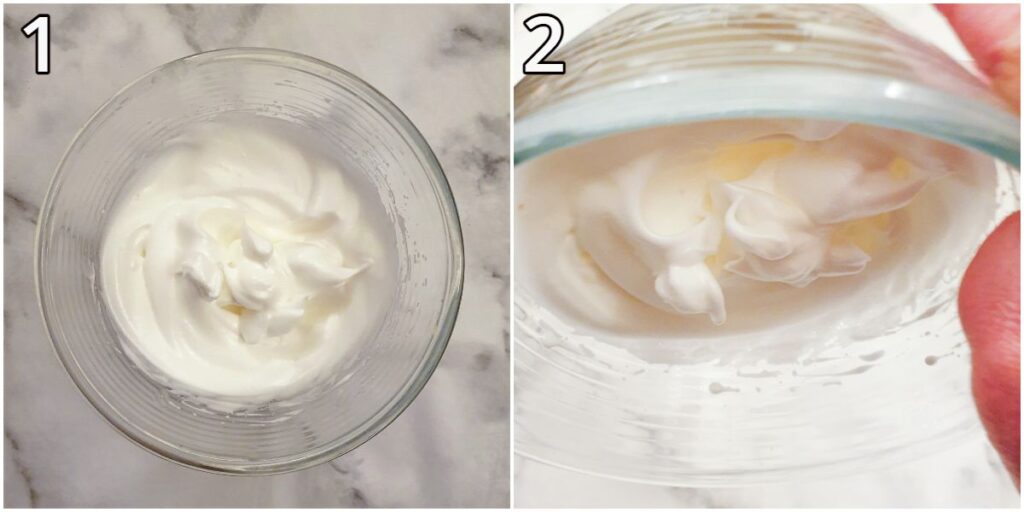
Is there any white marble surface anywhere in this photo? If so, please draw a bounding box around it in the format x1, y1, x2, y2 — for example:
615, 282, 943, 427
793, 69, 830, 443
4, 4, 509, 507
513, 3, 1019, 508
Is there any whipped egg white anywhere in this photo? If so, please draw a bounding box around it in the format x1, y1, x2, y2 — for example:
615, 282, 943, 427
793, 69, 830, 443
517, 119, 994, 333
102, 121, 393, 401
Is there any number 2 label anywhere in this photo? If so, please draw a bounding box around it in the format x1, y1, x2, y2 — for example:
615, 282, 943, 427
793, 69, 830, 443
523, 14, 565, 75
22, 14, 50, 75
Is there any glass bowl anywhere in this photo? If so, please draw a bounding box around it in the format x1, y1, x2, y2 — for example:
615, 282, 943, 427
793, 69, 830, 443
514, 5, 1020, 486
36, 48, 463, 474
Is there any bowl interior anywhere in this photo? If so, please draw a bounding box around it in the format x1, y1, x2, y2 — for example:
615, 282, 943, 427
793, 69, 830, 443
37, 49, 462, 473
514, 129, 1019, 485
512, 4, 1020, 485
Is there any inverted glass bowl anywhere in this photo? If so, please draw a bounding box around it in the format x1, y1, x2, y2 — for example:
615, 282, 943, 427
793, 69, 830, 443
37, 48, 463, 474
514, 5, 1020, 486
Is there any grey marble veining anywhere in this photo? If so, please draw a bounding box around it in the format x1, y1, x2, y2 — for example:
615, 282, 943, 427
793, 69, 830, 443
4, 4, 509, 507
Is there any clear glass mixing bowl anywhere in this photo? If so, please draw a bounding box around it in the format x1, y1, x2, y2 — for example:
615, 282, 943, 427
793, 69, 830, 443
514, 5, 1020, 486
36, 48, 463, 474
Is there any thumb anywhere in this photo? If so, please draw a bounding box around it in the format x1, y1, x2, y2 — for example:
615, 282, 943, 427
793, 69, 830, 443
959, 211, 1020, 487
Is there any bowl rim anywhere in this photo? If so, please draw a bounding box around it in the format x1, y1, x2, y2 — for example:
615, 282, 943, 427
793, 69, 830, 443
34, 47, 465, 475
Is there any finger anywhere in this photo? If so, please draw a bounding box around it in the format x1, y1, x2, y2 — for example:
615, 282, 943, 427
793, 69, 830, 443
959, 211, 1020, 487
936, 4, 1021, 112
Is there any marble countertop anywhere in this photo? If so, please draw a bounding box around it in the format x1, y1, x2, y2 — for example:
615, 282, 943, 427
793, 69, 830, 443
4, 4, 509, 507
512, 4, 1019, 508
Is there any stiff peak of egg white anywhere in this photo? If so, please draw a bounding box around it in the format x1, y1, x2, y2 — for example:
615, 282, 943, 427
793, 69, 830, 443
102, 122, 386, 400
574, 134, 941, 325
175, 211, 365, 345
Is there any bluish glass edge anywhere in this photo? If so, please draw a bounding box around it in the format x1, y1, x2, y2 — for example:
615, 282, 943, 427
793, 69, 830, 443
514, 70, 1021, 168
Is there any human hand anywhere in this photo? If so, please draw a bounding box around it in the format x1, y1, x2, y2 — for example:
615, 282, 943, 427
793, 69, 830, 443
938, 4, 1020, 112
938, 3, 1021, 488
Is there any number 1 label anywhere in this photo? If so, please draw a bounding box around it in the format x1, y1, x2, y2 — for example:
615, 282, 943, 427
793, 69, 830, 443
22, 14, 50, 75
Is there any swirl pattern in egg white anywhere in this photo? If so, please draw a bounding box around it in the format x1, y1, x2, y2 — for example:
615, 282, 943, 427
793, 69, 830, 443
516, 119, 995, 333
102, 122, 393, 400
